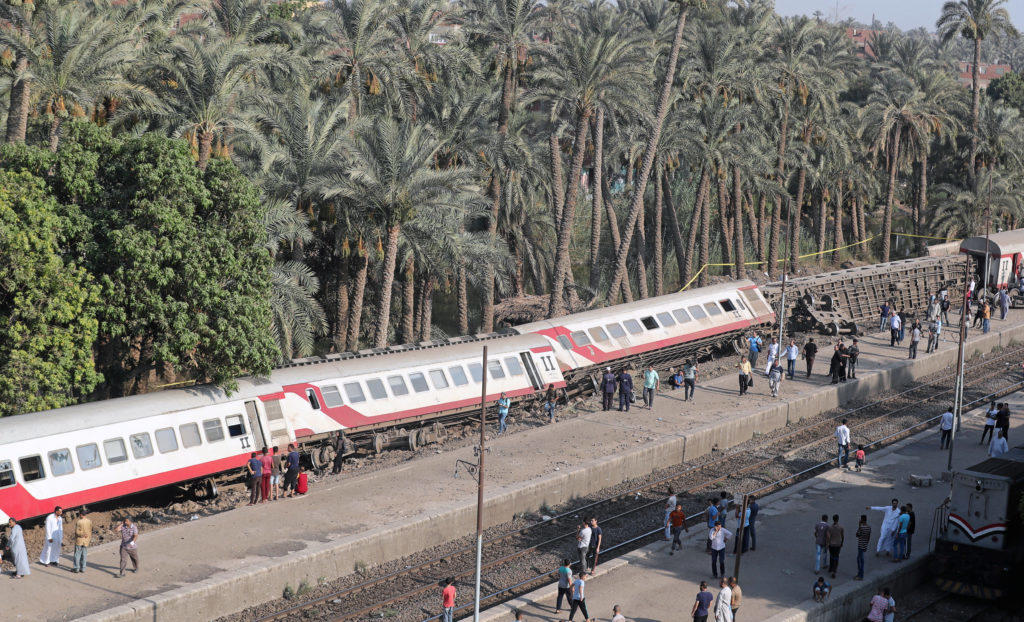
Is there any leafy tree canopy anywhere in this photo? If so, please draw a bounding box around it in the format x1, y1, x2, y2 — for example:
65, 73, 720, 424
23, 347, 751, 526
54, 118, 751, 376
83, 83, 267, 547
987, 71, 1024, 113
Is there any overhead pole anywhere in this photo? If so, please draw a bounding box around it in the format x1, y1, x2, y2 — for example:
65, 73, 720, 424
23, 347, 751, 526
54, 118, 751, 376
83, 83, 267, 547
732, 494, 750, 579
473, 346, 488, 621
948, 260, 970, 472
983, 167, 992, 298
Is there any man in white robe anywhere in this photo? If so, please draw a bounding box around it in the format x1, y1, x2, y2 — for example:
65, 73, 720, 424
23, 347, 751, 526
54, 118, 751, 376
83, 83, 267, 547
7, 518, 30, 577
867, 499, 900, 555
39, 506, 63, 566
714, 577, 734, 622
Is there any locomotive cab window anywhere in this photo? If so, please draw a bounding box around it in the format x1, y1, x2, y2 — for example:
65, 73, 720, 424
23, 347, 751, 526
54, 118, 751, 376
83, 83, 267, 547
103, 438, 128, 464
623, 319, 643, 335
409, 372, 430, 393
487, 360, 506, 379
76, 444, 102, 470
48, 449, 75, 476
388, 375, 410, 396
225, 415, 246, 438
656, 312, 675, 327
589, 327, 609, 342
155, 428, 178, 453
448, 366, 469, 386
202, 419, 225, 443
429, 369, 449, 389
704, 302, 722, 316
0, 460, 14, 488
18, 456, 45, 481
719, 299, 736, 312
306, 388, 321, 410
321, 385, 344, 408
688, 305, 707, 320
606, 323, 627, 338
672, 308, 691, 323
179, 423, 203, 448
640, 316, 659, 330
570, 331, 591, 347
130, 433, 154, 459
504, 356, 524, 376
556, 335, 573, 350
344, 382, 366, 403
366, 378, 388, 400
468, 362, 484, 383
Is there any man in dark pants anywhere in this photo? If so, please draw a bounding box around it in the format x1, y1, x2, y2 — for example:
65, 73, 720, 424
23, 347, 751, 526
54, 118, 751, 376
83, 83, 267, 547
282, 443, 300, 498
826, 514, 844, 579
847, 339, 860, 379
246, 452, 262, 505
747, 496, 759, 551
904, 503, 916, 559
601, 367, 616, 411
616, 368, 633, 411
803, 338, 818, 377
997, 403, 1010, 442
830, 345, 843, 384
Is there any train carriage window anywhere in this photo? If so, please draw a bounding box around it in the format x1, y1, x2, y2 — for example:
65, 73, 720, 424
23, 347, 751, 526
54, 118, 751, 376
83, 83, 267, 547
202, 419, 225, 443
155, 428, 178, 453
687, 305, 707, 320
366, 378, 388, 400
719, 299, 737, 312
387, 375, 410, 396
429, 369, 449, 389
468, 362, 484, 383
504, 356, 524, 376
640, 316, 659, 330
589, 327, 610, 342
606, 323, 627, 338
321, 385, 344, 408
225, 415, 246, 438
103, 438, 129, 463
76, 444, 102, 470
672, 308, 691, 323
570, 331, 591, 347
487, 360, 506, 379
47, 449, 74, 476
733, 298, 746, 310
129, 433, 154, 459
704, 302, 723, 316
344, 382, 366, 403
409, 372, 430, 393
656, 312, 675, 327
448, 366, 469, 386
623, 319, 643, 335
305, 389, 321, 410
556, 335, 573, 350
179, 423, 202, 448
18, 456, 45, 481
0, 461, 14, 488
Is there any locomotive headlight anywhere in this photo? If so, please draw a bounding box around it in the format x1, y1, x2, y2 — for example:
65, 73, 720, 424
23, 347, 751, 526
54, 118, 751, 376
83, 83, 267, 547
975, 480, 984, 492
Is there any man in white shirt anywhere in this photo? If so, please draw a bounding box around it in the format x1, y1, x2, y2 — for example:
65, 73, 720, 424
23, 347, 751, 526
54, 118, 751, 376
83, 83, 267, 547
989, 429, 1010, 458
664, 487, 677, 539
889, 313, 902, 347
939, 406, 954, 450
764, 338, 780, 376
714, 576, 734, 622
836, 419, 851, 469
709, 522, 733, 578
908, 324, 921, 359
576, 521, 592, 572
611, 604, 626, 622
981, 401, 998, 445
39, 506, 64, 566
785, 339, 800, 379
867, 499, 901, 556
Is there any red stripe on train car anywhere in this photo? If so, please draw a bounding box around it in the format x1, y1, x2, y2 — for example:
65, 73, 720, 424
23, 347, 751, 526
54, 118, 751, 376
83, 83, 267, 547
260, 392, 286, 401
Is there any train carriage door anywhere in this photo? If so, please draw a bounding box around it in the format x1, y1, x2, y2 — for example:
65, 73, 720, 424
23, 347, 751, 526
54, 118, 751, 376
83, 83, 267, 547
520, 352, 545, 390
262, 398, 294, 447
244, 400, 270, 450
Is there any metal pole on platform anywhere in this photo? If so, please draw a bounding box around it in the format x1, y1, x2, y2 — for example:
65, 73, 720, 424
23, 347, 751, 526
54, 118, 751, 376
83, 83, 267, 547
948, 261, 970, 472
473, 346, 487, 621
732, 494, 750, 579
983, 168, 992, 297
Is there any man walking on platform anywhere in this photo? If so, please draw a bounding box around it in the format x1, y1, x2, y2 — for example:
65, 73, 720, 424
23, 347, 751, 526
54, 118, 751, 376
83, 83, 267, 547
785, 339, 799, 379
691, 581, 714, 622
737, 356, 752, 395
682, 360, 698, 402
804, 338, 818, 377
601, 367, 616, 411
117, 517, 139, 577
827, 514, 844, 578
854, 515, 871, 580
714, 577, 734, 622
643, 365, 659, 409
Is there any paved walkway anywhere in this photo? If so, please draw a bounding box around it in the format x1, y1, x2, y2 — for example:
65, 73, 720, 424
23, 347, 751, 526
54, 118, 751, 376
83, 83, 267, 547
483, 398, 1023, 622
3, 311, 1020, 621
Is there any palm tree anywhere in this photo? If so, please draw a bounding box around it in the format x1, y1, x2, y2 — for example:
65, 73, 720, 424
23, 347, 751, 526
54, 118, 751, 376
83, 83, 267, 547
0, 0, 43, 143
937, 0, 1019, 187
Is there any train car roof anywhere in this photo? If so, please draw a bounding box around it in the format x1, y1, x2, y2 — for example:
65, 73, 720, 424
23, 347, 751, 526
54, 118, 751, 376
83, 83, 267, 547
963, 447, 1024, 481
269, 332, 550, 385
512, 280, 758, 333
960, 229, 1024, 257
0, 378, 279, 446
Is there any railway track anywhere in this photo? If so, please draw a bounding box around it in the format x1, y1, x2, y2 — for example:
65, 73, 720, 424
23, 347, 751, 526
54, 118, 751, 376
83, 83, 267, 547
245, 345, 1024, 622
901, 584, 998, 621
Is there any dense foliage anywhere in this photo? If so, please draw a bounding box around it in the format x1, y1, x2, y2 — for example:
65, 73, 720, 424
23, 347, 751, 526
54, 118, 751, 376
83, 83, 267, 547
2, 0, 1024, 411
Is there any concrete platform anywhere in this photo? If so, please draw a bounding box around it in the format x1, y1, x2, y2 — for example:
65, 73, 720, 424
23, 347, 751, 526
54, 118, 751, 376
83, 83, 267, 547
6, 311, 1024, 622
481, 398, 1024, 622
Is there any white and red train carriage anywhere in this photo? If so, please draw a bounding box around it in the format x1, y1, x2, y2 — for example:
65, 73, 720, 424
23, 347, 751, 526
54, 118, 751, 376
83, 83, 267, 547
960, 229, 1024, 299
0, 282, 772, 522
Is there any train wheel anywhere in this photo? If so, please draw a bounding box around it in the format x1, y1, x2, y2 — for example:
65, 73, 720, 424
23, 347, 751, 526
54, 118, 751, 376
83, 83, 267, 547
848, 322, 859, 337
433, 422, 447, 442
407, 430, 419, 452
417, 428, 429, 447
372, 433, 385, 454
829, 322, 840, 336
319, 445, 336, 469
189, 478, 217, 502
821, 294, 835, 311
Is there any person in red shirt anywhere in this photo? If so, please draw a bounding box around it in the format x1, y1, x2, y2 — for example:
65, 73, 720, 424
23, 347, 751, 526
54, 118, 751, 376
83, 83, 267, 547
296, 466, 309, 495
259, 448, 274, 502
441, 577, 456, 622
666, 503, 689, 554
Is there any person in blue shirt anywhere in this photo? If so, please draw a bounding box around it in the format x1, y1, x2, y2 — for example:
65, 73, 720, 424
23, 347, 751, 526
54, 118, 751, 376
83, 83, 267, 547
496, 392, 511, 434
705, 499, 719, 551
747, 332, 763, 368
601, 367, 617, 411
282, 444, 301, 498
690, 581, 713, 622
747, 496, 759, 551
734, 502, 752, 554
813, 577, 831, 602
892, 506, 910, 561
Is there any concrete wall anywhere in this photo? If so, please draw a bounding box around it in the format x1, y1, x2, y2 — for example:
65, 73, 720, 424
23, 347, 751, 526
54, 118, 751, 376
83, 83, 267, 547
81, 322, 1024, 622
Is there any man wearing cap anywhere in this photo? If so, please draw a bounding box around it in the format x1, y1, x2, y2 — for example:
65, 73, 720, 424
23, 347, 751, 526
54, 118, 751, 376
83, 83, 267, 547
601, 367, 616, 411
846, 339, 860, 379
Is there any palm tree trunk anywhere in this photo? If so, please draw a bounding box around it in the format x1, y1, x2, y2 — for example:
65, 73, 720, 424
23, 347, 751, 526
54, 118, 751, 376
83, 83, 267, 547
481, 175, 500, 332
757, 194, 767, 267
197, 129, 214, 171
851, 188, 861, 243
456, 266, 469, 335
698, 175, 712, 287
550, 133, 566, 225
402, 258, 416, 344
918, 155, 928, 254
588, 110, 605, 290
733, 164, 745, 279
413, 278, 423, 341
333, 255, 350, 352
969, 37, 981, 189
548, 110, 592, 317
605, 2, 691, 302
48, 116, 62, 153
421, 276, 434, 340
373, 224, 401, 348
769, 94, 792, 277
499, 62, 514, 136
5, 55, 29, 144
881, 125, 902, 262
601, 178, 634, 301
635, 204, 649, 299
791, 165, 806, 269
662, 172, 687, 287
718, 176, 734, 276
347, 252, 368, 350
653, 157, 664, 295
816, 192, 827, 260
683, 168, 710, 286
834, 183, 845, 250
857, 195, 868, 260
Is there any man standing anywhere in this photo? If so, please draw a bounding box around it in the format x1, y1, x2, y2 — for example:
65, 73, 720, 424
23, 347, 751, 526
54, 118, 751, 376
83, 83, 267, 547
691, 582, 714, 622
568, 572, 589, 622
73, 507, 92, 573
908, 322, 921, 359
706, 499, 720, 551
260, 448, 274, 503
497, 392, 511, 434
904, 503, 916, 559
728, 577, 742, 621
827, 514, 844, 578
601, 367, 616, 411
714, 576, 734, 622
612, 604, 626, 622
747, 332, 762, 368
588, 517, 603, 568
39, 506, 63, 567
854, 514, 871, 580
814, 514, 829, 573
667, 503, 688, 554
892, 507, 910, 562
926, 320, 938, 353
764, 337, 780, 376
889, 312, 901, 347
682, 359, 698, 402
830, 345, 844, 384
709, 522, 732, 579
847, 339, 860, 379
617, 369, 634, 412
733, 503, 751, 554
996, 403, 1010, 442
6, 518, 30, 578
867, 499, 901, 557
643, 365, 659, 409
785, 339, 799, 380
989, 429, 1010, 457
982, 401, 998, 444
246, 452, 262, 505
879, 301, 891, 331
768, 360, 783, 397
544, 384, 558, 423
747, 496, 759, 551
803, 338, 817, 377
441, 577, 456, 622
982, 301, 991, 333
939, 406, 954, 450
576, 520, 592, 573
282, 444, 300, 497
940, 295, 951, 325
999, 287, 1010, 320
117, 517, 139, 577
836, 419, 851, 468
272, 446, 284, 497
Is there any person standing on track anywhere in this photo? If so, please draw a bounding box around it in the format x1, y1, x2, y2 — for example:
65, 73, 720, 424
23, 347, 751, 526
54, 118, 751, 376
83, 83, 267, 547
617, 368, 634, 412
576, 519, 592, 572
854, 514, 871, 580
691, 581, 714, 622
826, 514, 844, 578
682, 359, 698, 402
588, 517, 603, 568
568, 572, 590, 622
785, 339, 799, 380
643, 365, 660, 409
246, 452, 262, 505
259, 448, 273, 503
803, 338, 818, 377
667, 503, 688, 554
440, 577, 456, 622
282, 444, 300, 498
664, 487, 678, 539
497, 392, 511, 434
836, 419, 851, 469
601, 367, 616, 411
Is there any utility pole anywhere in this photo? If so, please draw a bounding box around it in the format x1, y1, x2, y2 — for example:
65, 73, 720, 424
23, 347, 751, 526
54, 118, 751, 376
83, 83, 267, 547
983, 169, 993, 297
732, 494, 750, 579
948, 260, 970, 472
473, 346, 488, 621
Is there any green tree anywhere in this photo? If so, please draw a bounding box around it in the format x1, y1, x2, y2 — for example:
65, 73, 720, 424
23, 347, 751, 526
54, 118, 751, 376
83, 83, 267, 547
988, 71, 1024, 113
0, 169, 100, 416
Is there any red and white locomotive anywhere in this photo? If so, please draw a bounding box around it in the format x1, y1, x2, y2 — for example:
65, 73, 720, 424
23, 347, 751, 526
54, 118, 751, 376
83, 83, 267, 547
0, 281, 773, 522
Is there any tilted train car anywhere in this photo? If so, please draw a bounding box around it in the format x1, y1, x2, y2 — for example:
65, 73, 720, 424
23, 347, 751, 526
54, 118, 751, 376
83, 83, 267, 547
933, 447, 1024, 599
960, 229, 1024, 298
